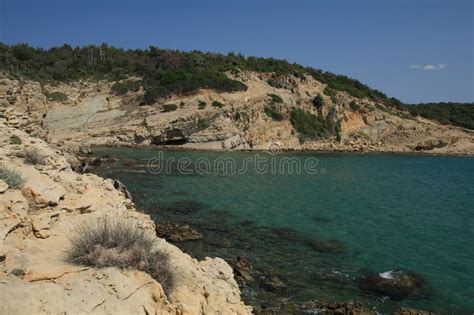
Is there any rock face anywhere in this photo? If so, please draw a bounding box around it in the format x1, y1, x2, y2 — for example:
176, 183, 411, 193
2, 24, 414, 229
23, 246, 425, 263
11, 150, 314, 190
0, 122, 251, 314
1, 72, 472, 155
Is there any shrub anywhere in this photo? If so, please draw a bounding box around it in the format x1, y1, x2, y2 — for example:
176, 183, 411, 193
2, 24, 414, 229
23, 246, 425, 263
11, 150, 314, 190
0, 164, 24, 188
264, 105, 284, 121
0, 43, 400, 107
10, 135, 22, 145
323, 87, 336, 97
267, 77, 281, 88
111, 80, 140, 95
290, 108, 338, 141
323, 88, 338, 103
66, 219, 174, 291
212, 101, 224, 108
46, 91, 68, 102
10, 268, 25, 277
162, 104, 178, 112
197, 118, 210, 130
312, 94, 324, 110
267, 93, 283, 104
24, 148, 46, 165
349, 100, 360, 112
401, 102, 474, 130
198, 101, 207, 110
179, 101, 185, 108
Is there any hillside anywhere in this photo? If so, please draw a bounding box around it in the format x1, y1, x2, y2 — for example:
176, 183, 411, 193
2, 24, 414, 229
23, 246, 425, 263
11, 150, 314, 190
401, 102, 474, 130
0, 43, 396, 105
0, 43, 473, 155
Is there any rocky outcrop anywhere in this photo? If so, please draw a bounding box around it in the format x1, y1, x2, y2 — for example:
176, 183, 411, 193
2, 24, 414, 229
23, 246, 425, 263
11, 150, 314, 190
155, 222, 203, 242
0, 122, 251, 314
1, 72, 472, 155
357, 271, 432, 300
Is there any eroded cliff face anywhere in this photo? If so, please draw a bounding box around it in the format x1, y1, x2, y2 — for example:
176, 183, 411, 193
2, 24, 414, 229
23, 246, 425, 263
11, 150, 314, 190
0, 122, 251, 314
0, 71, 473, 155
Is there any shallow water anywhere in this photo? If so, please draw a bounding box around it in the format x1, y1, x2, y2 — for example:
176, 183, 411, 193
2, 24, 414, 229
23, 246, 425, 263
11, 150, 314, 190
91, 147, 474, 314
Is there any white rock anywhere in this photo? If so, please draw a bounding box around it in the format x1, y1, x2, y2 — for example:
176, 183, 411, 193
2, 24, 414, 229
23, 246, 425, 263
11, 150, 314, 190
0, 180, 8, 193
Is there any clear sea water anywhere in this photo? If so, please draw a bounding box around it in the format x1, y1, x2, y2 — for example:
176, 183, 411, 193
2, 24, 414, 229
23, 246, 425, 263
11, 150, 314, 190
91, 147, 474, 314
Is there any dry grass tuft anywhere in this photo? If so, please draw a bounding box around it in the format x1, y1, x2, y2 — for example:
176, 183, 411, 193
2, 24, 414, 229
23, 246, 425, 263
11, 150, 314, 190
66, 218, 174, 291
24, 148, 47, 165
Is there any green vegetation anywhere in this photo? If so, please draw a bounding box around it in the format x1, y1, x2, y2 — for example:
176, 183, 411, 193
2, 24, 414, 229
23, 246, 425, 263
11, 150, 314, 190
349, 100, 360, 112
179, 101, 185, 108
323, 87, 338, 103
45, 91, 68, 102
267, 93, 284, 104
162, 103, 178, 112
401, 103, 474, 130
196, 118, 210, 130
66, 219, 173, 291
312, 94, 324, 111
0, 43, 399, 106
323, 87, 336, 97
290, 108, 339, 142
198, 101, 207, 110
10, 268, 25, 277
264, 105, 284, 121
267, 76, 282, 88
9, 135, 22, 145
0, 164, 24, 188
212, 100, 224, 108
111, 80, 140, 95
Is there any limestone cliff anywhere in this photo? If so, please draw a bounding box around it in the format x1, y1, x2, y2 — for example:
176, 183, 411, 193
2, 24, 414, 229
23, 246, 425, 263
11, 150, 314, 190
0, 72, 473, 155
0, 122, 251, 314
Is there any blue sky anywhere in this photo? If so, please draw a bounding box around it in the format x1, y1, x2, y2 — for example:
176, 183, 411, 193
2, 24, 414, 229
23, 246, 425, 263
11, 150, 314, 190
1, 0, 472, 103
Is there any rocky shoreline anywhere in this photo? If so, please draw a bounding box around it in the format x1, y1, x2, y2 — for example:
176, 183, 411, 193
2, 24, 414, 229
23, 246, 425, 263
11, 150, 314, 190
0, 69, 462, 313
0, 117, 447, 314
0, 121, 251, 314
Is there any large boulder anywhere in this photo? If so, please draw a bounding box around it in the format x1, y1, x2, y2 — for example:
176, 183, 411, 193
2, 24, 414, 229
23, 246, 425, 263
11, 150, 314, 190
357, 271, 432, 300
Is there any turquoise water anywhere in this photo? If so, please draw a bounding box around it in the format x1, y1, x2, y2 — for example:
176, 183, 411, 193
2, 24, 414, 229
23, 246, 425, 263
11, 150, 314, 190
92, 148, 474, 314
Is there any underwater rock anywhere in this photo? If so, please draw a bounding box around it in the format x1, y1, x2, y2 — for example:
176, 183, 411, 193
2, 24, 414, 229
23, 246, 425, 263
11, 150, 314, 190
356, 271, 432, 300
308, 239, 346, 254
230, 257, 254, 283
155, 222, 203, 242
255, 300, 374, 315
157, 200, 208, 214
258, 270, 287, 293
393, 307, 436, 315
270, 227, 313, 243
312, 216, 331, 223
301, 300, 374, 315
